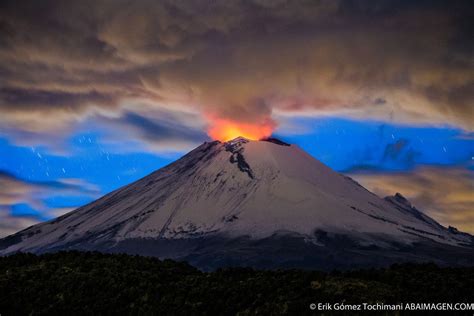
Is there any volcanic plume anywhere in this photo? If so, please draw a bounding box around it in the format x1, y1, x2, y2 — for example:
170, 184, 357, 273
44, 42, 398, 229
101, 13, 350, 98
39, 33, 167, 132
207, 118, 276, 141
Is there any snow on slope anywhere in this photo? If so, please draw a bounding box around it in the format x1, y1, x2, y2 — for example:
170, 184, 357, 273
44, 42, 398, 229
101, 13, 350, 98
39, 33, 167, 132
0, 137, 472, 255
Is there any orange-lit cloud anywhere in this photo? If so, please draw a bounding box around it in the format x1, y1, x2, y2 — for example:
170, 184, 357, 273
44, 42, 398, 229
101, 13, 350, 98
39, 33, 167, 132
351, 167, 474, 234
207, 117, 275, 141
0, 0, 473, 142
0, 171, 101, 237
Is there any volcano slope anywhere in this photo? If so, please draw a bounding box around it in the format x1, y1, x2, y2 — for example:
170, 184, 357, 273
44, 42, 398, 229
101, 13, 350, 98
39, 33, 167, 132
1, 137, 473, 270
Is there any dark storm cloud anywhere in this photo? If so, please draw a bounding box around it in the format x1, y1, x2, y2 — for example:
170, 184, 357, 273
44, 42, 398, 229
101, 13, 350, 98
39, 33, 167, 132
122, 112, 208, 143
97, 110, 210, 151
382, 139, 420, 166
383, 139, 408, 160
0, 87, 116, 111
0, 0, 473, 140
339, 136, 421, 173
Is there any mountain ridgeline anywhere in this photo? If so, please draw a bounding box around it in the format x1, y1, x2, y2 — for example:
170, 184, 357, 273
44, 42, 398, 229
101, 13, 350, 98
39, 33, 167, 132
1, 137, 473, 270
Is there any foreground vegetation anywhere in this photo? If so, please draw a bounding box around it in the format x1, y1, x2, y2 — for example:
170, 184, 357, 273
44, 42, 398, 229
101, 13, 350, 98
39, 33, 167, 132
0, 251, 473, 315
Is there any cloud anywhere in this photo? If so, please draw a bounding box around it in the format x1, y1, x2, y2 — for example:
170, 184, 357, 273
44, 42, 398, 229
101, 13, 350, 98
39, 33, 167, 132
351, 166, 474, 234
339, 136, 422, 173
0, 205, 39, 238
381, 139, 420, 167
383, 139, 409, 161
0, 0, 472, 147
0, 171, 100, 237
96, 108, 210, 152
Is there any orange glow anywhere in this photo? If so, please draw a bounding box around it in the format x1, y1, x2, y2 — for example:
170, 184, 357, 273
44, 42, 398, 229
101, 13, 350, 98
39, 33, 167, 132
208, 118, 274, 141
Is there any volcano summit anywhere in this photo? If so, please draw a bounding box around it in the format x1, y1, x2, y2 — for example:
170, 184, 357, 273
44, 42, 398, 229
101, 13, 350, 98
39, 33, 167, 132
1, 137, 473, 270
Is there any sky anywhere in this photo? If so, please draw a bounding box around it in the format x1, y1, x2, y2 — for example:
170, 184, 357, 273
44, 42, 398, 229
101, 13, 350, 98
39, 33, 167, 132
0, 0, 473, 236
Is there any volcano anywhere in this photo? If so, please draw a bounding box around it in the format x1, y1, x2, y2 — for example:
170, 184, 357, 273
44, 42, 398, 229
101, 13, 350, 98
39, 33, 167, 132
1, 137, 473, 270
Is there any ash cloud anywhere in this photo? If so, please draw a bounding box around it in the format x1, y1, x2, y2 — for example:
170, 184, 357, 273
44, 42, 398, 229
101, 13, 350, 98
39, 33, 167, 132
0, 0, 473, 144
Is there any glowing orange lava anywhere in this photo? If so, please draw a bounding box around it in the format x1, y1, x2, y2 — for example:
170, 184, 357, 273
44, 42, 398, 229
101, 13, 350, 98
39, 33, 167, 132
208, 118, 274, 141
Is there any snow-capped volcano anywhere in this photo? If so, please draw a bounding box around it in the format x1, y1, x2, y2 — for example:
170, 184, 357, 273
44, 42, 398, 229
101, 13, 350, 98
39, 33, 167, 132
1, 137, 473, 269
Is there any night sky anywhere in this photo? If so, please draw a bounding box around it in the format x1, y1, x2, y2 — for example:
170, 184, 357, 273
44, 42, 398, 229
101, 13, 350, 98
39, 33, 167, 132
0, 0, 473, 236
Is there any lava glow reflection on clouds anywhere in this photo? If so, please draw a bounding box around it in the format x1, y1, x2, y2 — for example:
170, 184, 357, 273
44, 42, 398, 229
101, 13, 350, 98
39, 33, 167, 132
207, 118, 275, 141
